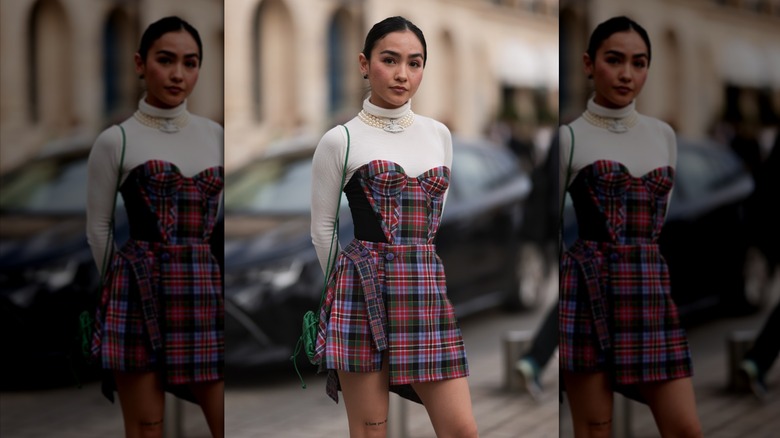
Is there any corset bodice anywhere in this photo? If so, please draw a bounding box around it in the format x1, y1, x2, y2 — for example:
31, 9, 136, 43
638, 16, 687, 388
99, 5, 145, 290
120, 160, 224, 244
569, 160, 674, 244
347, 160, 449, 245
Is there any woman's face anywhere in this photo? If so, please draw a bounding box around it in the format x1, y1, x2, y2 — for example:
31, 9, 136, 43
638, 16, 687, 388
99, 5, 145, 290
584, 30, 649, 109
135, 30, 200, 109
359, 30, 425, 109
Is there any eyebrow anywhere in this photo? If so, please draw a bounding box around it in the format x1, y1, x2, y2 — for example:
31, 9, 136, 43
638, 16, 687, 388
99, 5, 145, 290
379, 49, 424, 59
603, 49, 648, 59
155, 49, 200, 60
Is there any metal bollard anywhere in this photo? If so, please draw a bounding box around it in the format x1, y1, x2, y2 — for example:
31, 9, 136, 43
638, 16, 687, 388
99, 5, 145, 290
727, 330, 756, 391
387, 393, 409, 438
503, 330, 534, 391
163, 392, 183, 438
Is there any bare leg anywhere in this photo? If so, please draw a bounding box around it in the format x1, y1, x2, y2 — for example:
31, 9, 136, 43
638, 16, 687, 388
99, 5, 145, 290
114, 371, 165, 438
410, 377, 479, 438
337, 358, 390, 438
638, 377, 702, 438
191, 380, 225, 438
563, 371, 614, 438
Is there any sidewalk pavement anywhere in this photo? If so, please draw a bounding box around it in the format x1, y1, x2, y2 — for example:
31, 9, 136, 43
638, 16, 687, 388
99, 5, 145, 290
3, 275, 778, 437
225, 291, 561, 438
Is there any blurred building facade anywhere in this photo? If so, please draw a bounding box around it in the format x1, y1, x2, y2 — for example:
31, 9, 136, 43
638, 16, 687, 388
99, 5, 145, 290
0, 0, 224, 172
224, 0, 559, 168
560, 0, 780, 141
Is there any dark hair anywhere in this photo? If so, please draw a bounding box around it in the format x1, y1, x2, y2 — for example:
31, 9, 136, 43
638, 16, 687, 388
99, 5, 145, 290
587, 16, 651, 67
362, 16, 427, 67
138, 16, 203, 65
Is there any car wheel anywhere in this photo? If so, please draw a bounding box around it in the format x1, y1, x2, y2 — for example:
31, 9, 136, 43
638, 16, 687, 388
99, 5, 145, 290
742, 245, 770, 309
506, 243, 547, 310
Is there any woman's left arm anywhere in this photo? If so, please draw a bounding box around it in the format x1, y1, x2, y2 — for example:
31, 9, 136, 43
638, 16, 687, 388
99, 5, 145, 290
438, 122, 454, 211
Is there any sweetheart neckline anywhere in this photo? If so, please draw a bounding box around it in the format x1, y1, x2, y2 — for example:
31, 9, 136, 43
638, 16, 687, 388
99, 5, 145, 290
128, 159, 223, 179
583, 159, 674, 179
357, 159, 450, 178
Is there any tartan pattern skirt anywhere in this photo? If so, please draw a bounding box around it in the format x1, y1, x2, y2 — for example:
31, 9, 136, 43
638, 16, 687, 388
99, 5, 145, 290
560, 160, 692, 395
315, 160, 469, 403
91, 161, 224, 400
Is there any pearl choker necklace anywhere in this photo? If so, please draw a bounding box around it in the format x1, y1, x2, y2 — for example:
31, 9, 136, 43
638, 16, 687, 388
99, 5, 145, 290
358, 109, 414, 133
583, 110, 638, 133
133, 110, 190, 133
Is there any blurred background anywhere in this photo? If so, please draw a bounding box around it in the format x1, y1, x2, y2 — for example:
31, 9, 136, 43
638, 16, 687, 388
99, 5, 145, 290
0, 0, 223, 436
222, 1, 561, 437
1, 0, 563, 436
3, 0, 777, 436
559, 1, 780, 437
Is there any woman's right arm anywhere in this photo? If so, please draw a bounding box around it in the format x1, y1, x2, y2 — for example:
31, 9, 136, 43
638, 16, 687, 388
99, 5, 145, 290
310, 126, 349, 274
86, 126, 123, 275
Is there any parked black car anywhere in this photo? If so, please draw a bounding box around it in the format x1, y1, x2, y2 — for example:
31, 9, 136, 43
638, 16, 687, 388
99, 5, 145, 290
223, 136, 536, 367
563, 138, 766, 320
0, 140, 119, 387
0, 139, 224, 388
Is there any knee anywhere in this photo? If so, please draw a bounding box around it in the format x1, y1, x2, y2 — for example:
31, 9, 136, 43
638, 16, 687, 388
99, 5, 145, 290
138, 418, 164, 438
452, 421, 479, 438
581, 418, 612, 438
434, 418, 478, 438
672, 422, 703, 438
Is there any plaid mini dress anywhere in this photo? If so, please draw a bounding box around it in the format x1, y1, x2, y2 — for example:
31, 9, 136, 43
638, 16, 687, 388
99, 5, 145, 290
560, 160, 692, 400
314, 160, 469, 404
90, 160, 224, 401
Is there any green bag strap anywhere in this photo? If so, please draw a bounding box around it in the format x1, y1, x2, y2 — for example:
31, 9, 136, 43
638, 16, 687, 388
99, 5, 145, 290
98, 125, 127, 281
291, 124, 350, 388
317, 124, 350, 309
75, 125, 126, 383
80, 125, 125, 356
559, 125, 574, 254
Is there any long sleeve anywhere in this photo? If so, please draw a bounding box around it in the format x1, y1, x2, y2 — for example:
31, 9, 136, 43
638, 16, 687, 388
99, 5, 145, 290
310, 99, 453, 274
85, 99, 223, 274
86, 126, 123, 274
311, 126, 349, 274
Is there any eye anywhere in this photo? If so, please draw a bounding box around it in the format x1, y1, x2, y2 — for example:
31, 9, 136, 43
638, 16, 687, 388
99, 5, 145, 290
605, 57, 620, 65
410, 60, 422, 68
185, 60, 199, 69
633, 60, 647, 68
157, 57, 172, 65
382, 57, 397, 65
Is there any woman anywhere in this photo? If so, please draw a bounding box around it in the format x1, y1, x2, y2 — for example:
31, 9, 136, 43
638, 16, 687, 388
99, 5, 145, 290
559, 16, 702, 437
86, 16, 224, 438
310, 16, 479, 438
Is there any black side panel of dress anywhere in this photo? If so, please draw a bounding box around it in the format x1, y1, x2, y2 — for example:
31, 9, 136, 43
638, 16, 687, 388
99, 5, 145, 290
345, 173, 387, 243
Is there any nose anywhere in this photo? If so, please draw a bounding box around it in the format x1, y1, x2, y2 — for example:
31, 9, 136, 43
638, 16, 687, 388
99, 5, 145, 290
618, 63, 632, 82
171, 62, 184, 82
395, 64, 408, 82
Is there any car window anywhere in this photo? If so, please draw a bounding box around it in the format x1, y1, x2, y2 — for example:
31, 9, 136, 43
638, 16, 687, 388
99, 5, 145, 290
0, 156, 89, 214
675, 146, 743, 200
226, 157, 313, 213
450, 144, 519, 201
451, 148, 495, 200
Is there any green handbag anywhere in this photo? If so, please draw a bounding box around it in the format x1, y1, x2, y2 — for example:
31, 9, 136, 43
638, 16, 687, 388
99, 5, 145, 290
78, 125, 126, 360
291, 124, 350, 388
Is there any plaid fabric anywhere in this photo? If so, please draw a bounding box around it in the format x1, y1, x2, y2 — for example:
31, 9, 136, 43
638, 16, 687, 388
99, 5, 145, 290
315, 160, 468, 403
560, 160, 692, 389
91, 161, 224, 387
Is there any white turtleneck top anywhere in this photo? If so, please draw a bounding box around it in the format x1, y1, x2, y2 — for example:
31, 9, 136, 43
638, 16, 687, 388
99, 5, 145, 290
311, 98, 453, 273
559, 98, 676, 200
86, 97, 223, 272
